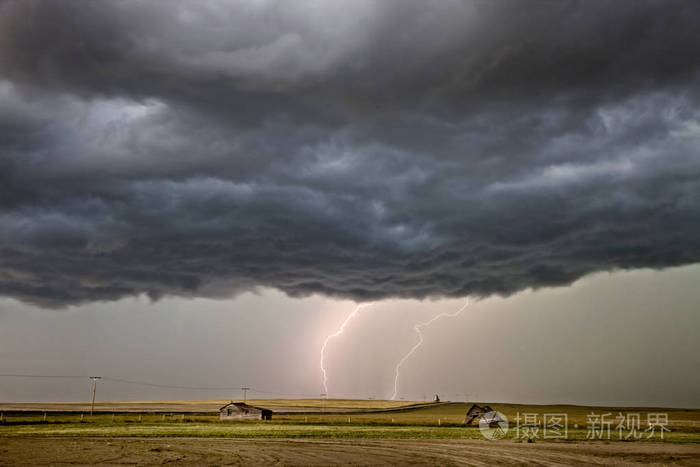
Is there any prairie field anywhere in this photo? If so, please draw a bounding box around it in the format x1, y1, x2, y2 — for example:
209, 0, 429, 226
0, 398, 413, 414
1, 400, 699, 465
1, 400, 699, 441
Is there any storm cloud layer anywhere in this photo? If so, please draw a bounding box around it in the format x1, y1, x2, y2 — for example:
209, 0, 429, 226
1, 0, 700, 308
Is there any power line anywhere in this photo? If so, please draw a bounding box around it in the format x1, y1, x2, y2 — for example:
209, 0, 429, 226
0, 374, 320, 397
245, 388, 318, 397
0, 374, 89, 379
101, 376, 242, 390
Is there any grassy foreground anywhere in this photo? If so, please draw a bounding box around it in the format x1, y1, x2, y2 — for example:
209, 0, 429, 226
1, 400, 698, 442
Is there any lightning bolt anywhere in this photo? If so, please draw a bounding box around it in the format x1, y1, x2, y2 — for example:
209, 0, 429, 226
391, 298, 469, 400
320, 303, 372, 395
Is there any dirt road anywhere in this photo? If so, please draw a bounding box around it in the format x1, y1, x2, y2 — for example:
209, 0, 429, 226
1, 438, 699, 465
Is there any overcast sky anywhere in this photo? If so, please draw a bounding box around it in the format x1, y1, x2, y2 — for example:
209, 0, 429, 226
1, 0, 699, 407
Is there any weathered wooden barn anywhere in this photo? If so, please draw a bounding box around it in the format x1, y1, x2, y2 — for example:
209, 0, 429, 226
463, 403, 499, 425
219, 402, 272, 421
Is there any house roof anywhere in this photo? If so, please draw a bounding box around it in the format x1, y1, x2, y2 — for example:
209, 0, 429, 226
466, 403, 494, 415
219, 401, 271, 412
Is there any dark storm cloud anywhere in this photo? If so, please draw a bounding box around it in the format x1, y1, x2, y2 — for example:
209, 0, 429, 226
1, 0, 700, 308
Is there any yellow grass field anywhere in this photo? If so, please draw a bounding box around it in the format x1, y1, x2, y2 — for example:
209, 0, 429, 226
2, 399, 699, 465
1, 400, 699, 441
0, 398, 414, 414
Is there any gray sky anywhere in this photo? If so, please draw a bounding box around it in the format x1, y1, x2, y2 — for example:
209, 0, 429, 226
1, 1, 699, 406
1, 264, 698, 407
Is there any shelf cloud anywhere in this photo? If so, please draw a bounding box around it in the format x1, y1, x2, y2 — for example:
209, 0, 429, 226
1, 0, 700, 307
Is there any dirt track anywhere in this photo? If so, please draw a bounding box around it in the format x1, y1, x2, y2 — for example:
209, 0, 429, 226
1, 438, 699, 465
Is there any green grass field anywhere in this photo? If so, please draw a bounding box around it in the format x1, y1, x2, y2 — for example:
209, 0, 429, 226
1, 400, 698, 442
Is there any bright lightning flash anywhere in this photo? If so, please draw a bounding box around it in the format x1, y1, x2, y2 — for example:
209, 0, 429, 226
391, 298, 470, 400
320, 303, 372, 395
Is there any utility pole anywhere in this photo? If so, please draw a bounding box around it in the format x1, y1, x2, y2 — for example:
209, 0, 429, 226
240, 387, 250, 403
89, 377, 101, 416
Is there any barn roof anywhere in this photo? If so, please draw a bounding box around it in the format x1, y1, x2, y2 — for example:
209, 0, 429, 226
219, 401, 271, 412
466, 403, 494, 415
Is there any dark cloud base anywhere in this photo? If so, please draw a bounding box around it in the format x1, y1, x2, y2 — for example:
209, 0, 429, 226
1, 0, 700, 308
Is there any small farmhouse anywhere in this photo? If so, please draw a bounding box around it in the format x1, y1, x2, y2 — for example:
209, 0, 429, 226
464, 403, 497, 425
219, 402, 273, 421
